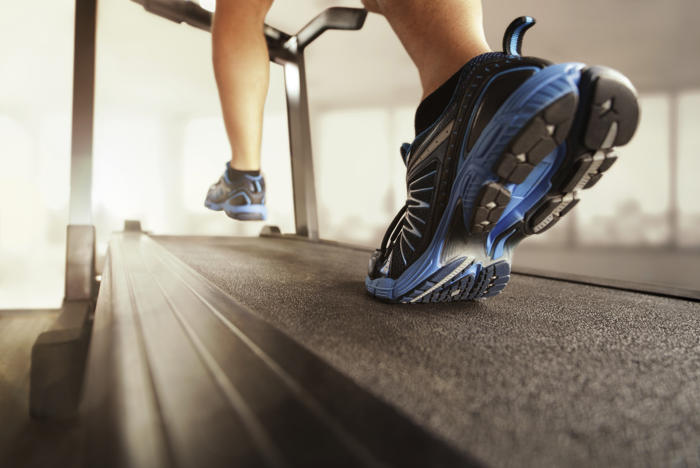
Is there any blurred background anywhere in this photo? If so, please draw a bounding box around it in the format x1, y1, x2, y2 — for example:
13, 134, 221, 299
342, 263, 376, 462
1, 0, 699, 308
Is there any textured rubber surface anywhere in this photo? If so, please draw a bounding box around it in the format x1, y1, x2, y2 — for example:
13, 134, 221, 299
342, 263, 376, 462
370, 64, 639, 304
492, 93, 576, 185
522, 66, 639, 236
402, 260, 511, 303
156, 235, 700, 468
469, 183, 513, 233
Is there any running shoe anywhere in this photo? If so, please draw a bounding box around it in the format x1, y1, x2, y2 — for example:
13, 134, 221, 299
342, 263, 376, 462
366, 16, 639, 303
204, 162, 267, 221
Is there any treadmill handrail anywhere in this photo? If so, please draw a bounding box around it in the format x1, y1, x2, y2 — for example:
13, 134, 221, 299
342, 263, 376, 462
294, 7, 368, 50
131, 0, 212, 31
130, 0, 292, 51
129, 1, 367, 57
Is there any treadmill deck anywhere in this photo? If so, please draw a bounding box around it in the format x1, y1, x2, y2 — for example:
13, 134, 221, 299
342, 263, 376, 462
156, 234, 700, 467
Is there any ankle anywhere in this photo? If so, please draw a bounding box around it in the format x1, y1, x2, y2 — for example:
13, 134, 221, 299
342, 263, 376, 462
414, 48, 498, 135
229, 159, 260, 173
419, 43, 492, 98
227, 161, 261, 178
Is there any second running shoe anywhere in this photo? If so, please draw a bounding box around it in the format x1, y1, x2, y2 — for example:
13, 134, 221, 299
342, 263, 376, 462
204, 162, 267, 221
366, 17, 640, 303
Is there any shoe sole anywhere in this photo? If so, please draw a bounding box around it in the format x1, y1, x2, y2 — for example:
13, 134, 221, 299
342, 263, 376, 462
205, 200, 267, 221
366, 63, 639, 303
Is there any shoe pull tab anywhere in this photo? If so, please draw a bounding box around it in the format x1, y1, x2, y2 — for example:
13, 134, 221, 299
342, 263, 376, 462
502, 16, 536, 57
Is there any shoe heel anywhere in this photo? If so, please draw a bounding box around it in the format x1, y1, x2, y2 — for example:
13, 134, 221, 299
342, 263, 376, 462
524, 66, 640, 235
581, 66, 639, 151
557, 66, 640, 194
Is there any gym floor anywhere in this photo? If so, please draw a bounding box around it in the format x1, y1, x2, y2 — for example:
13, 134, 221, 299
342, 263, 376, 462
0, 310, 83, 468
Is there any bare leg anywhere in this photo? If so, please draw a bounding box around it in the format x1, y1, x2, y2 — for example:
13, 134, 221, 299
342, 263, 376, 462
212, 0, 274, 171
362, 0, 490, 98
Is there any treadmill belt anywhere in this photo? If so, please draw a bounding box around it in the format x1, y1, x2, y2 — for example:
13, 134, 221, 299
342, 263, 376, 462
156, 234, 700, 467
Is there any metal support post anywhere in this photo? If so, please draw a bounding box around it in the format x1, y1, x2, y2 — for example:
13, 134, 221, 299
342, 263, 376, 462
282, 41, 320, 240
66, 0, 98, 300
29, 0, 98, 423
69, 0, 97, 227
279, 8, 367, 239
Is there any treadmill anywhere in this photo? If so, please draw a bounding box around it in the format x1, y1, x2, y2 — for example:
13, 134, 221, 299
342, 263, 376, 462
13, 1, 700, 467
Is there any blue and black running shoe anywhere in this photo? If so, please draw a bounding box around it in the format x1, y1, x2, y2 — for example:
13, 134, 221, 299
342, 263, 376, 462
204, 162, 267, 221
366, 17, 639, 303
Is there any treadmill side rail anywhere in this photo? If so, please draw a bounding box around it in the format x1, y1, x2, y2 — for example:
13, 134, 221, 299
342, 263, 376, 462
78, 232, 472, 467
